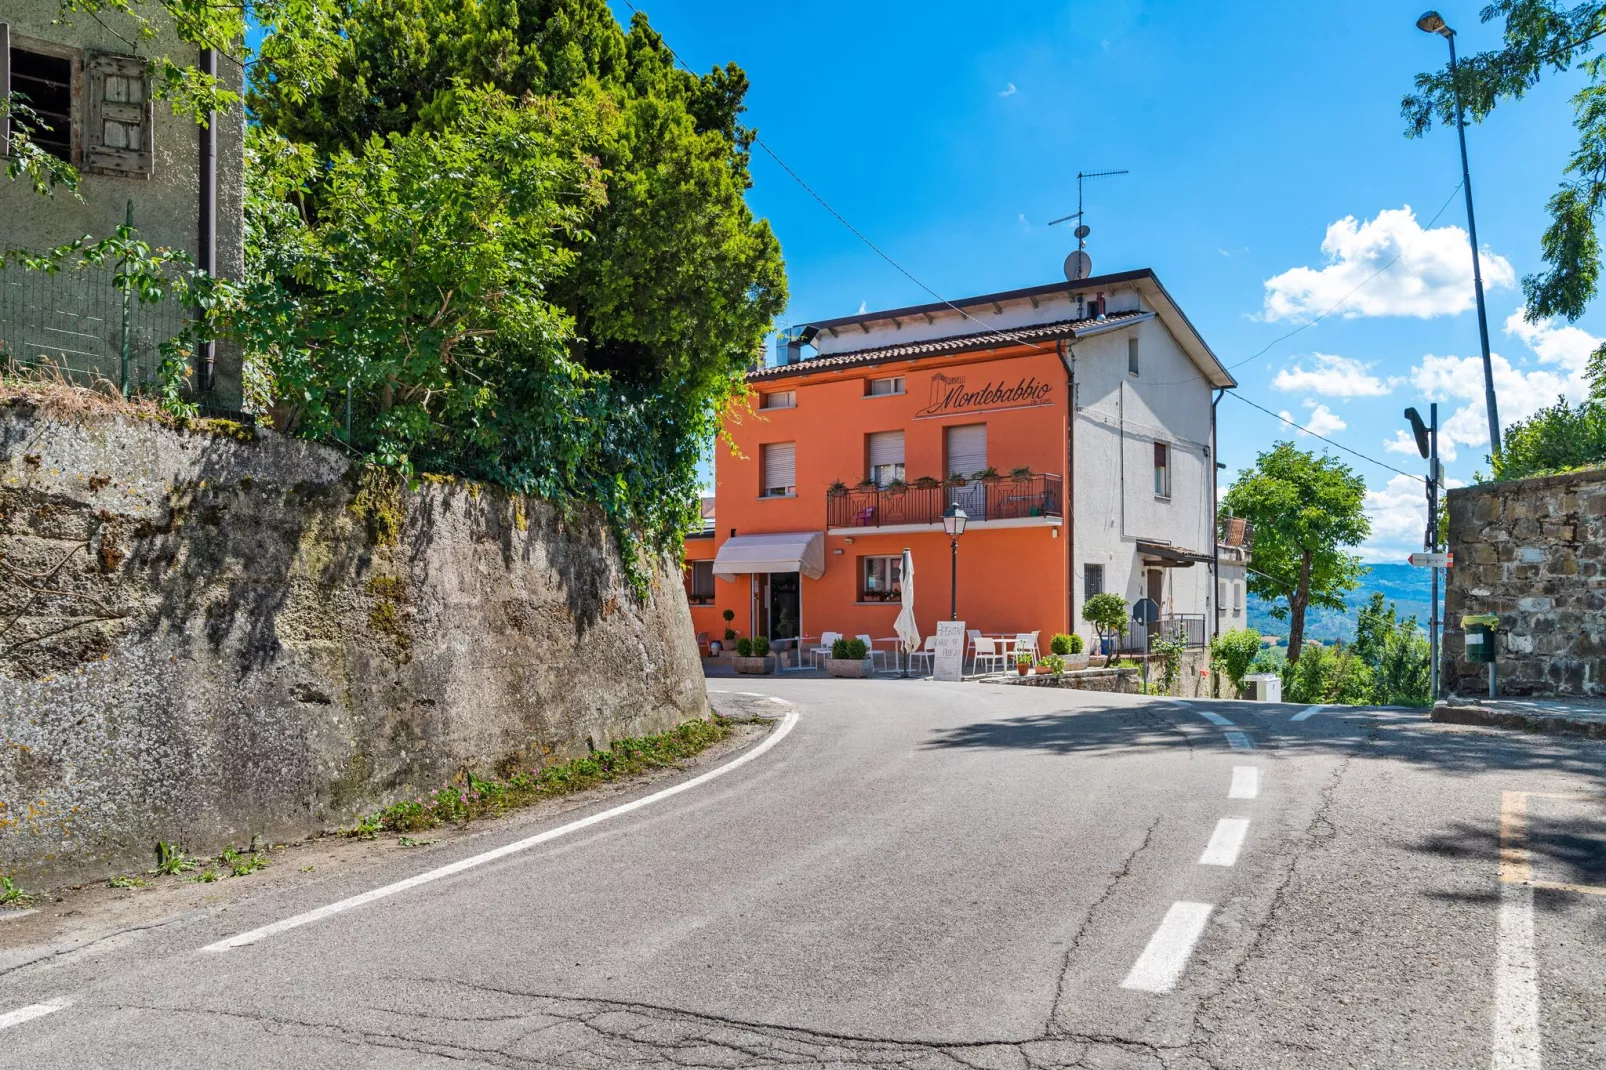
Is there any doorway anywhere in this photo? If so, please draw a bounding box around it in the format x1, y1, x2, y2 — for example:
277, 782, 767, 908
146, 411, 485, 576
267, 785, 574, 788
767, 572, 801, 640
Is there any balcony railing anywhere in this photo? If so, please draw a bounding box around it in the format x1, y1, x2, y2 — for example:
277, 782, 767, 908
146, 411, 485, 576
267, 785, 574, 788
1121, 613, 1208, 652
827, 473, 1063, 530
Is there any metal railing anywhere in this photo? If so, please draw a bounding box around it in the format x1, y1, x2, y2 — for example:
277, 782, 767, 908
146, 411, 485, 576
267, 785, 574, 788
1121, 614, 1208, 652
827, 473, 1063, 529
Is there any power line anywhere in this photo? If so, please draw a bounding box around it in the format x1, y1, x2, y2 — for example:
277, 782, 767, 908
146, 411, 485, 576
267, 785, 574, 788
1227, 392, 1425, 484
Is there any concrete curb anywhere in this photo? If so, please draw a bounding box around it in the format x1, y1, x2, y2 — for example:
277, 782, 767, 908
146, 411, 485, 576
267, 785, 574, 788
1431, 703, 1606, 739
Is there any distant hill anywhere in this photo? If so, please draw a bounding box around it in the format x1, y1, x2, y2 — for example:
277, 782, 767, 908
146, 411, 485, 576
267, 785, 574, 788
1246, 562, 1434, 643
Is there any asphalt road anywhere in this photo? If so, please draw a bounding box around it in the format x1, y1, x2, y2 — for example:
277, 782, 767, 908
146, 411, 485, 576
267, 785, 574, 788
1, 679, 1602, 1069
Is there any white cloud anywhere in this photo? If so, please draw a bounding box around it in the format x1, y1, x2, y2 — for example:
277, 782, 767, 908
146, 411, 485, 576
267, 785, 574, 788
1360, 473, 1438, 561
1261, 206, 1515, 322
1271, 353, 1395, 398
857, 300, 867, 315
998, 82, 1018, 97
1276, 399, 1347, 437
1378, 306, 1602, 463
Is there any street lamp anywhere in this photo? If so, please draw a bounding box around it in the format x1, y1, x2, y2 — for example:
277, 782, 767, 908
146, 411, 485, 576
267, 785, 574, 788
1405, 404, 1443, 699
1417, 10, 1502, 456
942, 504, 968, 620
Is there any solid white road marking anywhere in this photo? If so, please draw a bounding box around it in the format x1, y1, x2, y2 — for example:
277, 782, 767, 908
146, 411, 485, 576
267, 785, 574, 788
202, 711, 801, 952
1121, 901, 1214, 993
1492, 881, 1542, 1070
1224, 731, 1253, 750
766, 696, 790, 705
1229, 766, 1260, 800
736, 691, 764, 697
0, 999, 71, 1031
1292, 705, 1325, 722
1195, 709, 1234, 727
1198, 818, 1251, 867
0, 909, 37, 923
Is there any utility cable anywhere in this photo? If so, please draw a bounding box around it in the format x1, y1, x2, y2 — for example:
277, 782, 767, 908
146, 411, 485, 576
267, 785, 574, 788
1227, 392, 1425, 484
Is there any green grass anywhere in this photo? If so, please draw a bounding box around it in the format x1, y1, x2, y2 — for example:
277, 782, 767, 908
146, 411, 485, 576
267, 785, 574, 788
348, 715, 735, 836
0, 876, 33, 907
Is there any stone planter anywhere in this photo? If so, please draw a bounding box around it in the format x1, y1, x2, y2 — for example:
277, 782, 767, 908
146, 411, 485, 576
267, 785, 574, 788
825, 657, 874, 679
1063, 653, 1090, 669
732, 655, 776, 675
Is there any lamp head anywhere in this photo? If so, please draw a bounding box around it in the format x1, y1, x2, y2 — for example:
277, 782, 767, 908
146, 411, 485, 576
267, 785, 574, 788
1416, 10, 1452, 36
1404, 407, 1431, 459
942, 504, 968, 537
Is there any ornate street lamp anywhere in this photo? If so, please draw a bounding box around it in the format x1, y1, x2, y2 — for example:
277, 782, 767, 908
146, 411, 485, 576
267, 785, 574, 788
942, 504, 968, 620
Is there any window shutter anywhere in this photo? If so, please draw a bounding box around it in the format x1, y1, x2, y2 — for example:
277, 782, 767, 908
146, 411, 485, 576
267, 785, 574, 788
763, 442, 795, 495
945, 424, 986, 476
86, 52, 152, 177
867, 431, 904, 469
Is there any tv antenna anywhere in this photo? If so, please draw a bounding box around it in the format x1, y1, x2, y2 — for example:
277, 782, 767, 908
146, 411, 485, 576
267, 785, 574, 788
1049, 169, 1129, 280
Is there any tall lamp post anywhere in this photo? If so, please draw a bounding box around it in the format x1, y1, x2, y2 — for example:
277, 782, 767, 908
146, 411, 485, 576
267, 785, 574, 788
942, 505, 968, 620
1406, 405, 1443, 699
1417, 10, 1502, 456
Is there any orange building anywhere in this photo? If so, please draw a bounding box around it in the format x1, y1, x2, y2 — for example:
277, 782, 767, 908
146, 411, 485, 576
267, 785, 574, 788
684, 268, 1237, 662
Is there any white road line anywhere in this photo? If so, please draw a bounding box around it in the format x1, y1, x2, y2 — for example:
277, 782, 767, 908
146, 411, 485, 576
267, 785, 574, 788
1228, 766, 1260, 800
765, 696, 790, 705
1198, 818, 1251, 867
1121, 901, 1214, 993
1224, 731, 1253, 750
202, 711, 801, 952
1292, 705, 1325, 722
0, 909, 37, 923
0, 999, 71, 1031
736, 691, 764, 697
1493, 882, 1543, 1070
1195, 709, 1235, 727
707, 689, 732, 694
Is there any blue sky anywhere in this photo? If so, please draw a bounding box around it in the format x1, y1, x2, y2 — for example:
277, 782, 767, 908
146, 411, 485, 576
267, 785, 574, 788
610, 0, 1606, 562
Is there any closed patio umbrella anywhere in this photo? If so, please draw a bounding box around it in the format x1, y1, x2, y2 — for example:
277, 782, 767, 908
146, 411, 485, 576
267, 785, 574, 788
893, 548, 920, 677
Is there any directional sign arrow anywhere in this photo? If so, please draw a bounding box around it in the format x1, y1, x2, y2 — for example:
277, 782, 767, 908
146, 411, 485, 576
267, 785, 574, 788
1408, 551, 1452, 568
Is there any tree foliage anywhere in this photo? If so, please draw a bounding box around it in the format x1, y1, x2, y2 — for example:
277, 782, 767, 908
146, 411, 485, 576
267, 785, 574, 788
1082, 593, 1129, 653
1403, 1, 1606, 324
1494, 394, 1606, 478
1221, 443, 1369, 663
1209, 627, 1262, 697
1353, 592, 1432, 707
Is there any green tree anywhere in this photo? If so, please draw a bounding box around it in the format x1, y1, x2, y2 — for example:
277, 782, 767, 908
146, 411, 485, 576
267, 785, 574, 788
1493, 394, 1606, 478
1353, 592, 1432, 707
1222, 443, 1370, 663
1284, 643, 1375, 706
1082, 593, 1129, 655
1402, 2, 1606, 325
1209, 627, 1262, 698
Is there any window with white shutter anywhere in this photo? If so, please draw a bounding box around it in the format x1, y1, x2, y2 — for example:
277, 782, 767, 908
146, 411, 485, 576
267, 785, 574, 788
867, 430, 904, 487
85, 52, 152, 177
945, 424, 987, 478
761, 442, 795, 498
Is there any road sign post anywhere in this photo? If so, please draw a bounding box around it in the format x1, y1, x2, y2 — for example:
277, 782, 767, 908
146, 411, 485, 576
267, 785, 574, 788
1408, 552, 1452, 568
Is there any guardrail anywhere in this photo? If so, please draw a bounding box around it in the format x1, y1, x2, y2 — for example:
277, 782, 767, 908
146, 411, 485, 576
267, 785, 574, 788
827, 473, 1063, 529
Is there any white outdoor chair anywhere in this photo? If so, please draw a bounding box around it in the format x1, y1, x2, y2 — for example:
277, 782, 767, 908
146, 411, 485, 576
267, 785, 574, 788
966, 628, 983, 665
973, 636, 1007, 675
908, 635, 938, 675
857, 634, 887, 672
1014, 632, 1039, 661
808, 631, 841, 668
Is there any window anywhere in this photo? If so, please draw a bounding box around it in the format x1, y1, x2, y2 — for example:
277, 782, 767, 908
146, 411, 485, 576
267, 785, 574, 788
945, 423, 987, 477
867, 430, 905, 487
85, 52, 152, 177
761, 442, 796, 498
686, 560, 715, 605
1128, 337, 1140, 377
1153, 442, 1170, 498
1084, 564, 1104, 600
760, 390, 796, 410
859, 555, 904, 602
5, 38, 74, 162
866, 376, 905, 397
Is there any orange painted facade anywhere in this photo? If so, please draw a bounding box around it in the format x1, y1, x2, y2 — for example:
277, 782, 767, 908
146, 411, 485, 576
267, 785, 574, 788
683, 341, 1074, 650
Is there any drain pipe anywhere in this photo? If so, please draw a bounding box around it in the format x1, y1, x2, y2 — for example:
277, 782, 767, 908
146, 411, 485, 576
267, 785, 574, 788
1210, 388, 1224, 645
1059, 339, 1076, 637
196, 46, 217, 395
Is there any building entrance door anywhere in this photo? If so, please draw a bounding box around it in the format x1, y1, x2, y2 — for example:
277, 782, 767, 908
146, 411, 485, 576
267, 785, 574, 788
766, 572, 801, 641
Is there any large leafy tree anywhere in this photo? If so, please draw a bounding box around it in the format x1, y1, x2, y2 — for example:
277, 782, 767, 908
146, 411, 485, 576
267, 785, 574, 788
1222, 443, 1370, 663
1403, 1, 1606, 325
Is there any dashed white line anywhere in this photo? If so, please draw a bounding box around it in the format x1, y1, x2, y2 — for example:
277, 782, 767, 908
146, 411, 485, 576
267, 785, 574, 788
1292, 705, 1325, 722
1195, 709, 1235, 727
1121, 901, 1214, 993
1198, 818, 1250, 867
1493, 882, 1543, 1070
0, 999, 71, 1031
202, 711, 801, 952
1224, 731, 1253, 750
1228, 766, 1260, 800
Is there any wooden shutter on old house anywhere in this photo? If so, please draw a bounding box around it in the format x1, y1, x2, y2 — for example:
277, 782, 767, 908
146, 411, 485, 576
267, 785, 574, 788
86, 52, 152, 177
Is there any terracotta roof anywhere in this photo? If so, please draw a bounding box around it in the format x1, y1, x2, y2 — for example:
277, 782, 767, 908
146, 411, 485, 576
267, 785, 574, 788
749, 309, 1147, 382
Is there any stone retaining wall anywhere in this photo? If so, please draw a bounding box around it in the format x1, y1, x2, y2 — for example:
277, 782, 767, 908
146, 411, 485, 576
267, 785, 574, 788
0, 401, 707, 886
1444, 468, 1606, 697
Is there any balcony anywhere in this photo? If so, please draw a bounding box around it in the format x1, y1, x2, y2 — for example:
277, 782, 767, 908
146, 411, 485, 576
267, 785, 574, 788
827, 473, 1063, 534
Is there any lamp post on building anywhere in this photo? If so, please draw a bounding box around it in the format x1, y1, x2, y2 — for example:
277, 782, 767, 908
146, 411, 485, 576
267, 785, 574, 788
1416, 10, 1502, 456
942, 505, 968, 620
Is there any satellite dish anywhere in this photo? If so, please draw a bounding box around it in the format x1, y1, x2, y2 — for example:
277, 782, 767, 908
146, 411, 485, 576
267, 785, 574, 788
1063, 249, 1093, 281
1073, 224, 1091, 240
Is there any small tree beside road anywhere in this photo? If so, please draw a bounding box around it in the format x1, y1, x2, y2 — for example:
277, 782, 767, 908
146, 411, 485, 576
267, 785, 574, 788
1082, 593, 1128, 656
1222, 443, 1369, 664
1210, 627, 1262, 698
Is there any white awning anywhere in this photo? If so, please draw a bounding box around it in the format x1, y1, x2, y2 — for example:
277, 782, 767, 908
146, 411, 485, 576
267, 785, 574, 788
712, 531, 826, 581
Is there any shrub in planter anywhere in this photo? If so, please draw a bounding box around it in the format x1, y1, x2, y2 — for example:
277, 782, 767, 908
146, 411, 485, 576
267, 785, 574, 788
1050, 632, 1084, 656
1016, 653, 1032, 676
735, 637, 752, 657
1038, 654, 1066, 675
732, 634, 776, 674
826, 636, 873, 678
751, 635, 771, 656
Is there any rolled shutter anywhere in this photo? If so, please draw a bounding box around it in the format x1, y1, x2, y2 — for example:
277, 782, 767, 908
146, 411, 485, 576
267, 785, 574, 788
867, 431, 904, 468
945, 424, 986, 477
86, 53, 153, 176
763, 442, 795, 495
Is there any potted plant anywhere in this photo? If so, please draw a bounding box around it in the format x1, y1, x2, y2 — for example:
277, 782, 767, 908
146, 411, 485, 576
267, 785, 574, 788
1037, 653, 1066, 675
1009, 465, 1033, 482
721, 609, 737, 652
1049, 631, 1089, 669
827, 479, 849, 496
1082, 593, 1129, 657
913, 475, 941, 490
824, 636, 874, 678
973, 466, 1001, 484
855, 476, 878, 491
884, 478, 908, 494
733, 635, 776, 675
944, 473, 968, 487
1016, 652, 1032, 676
